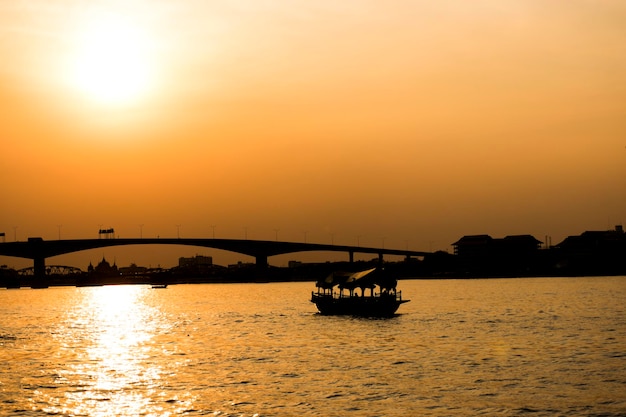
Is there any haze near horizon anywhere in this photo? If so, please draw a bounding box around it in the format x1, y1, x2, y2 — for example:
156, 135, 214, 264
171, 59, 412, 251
1, 1, 625, 268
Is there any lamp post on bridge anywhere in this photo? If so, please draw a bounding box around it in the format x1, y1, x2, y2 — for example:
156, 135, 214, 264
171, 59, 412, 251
139, 224, 144, 239
57, 225, 62, 240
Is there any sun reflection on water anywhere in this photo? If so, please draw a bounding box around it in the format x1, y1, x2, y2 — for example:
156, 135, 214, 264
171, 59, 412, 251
62, 285, 164, 416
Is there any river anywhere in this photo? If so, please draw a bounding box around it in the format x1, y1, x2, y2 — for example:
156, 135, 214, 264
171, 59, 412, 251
1, 277, 625, 416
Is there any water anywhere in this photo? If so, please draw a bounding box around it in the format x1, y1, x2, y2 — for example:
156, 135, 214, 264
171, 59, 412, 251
1, 277, 625, 416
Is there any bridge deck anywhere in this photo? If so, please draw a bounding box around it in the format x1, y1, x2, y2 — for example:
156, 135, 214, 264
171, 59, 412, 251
0, 237, 430, 277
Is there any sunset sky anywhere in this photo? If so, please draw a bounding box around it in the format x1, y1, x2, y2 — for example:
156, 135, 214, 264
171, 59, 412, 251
1, 1, 625, 269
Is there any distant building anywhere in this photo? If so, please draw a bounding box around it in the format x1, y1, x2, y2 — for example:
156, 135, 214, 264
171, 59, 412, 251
451, 234, 543, 276
452, 234, 542, 257
553, 225, 626, 275
118, 263, 148, 276
177, 255, 214, 275
288, 260, 303, 268
179, 255, 213, 268
452, 235, 493, 257
555, 225, 625, 252
87, 257, 119, 276
500, 235, 544, 254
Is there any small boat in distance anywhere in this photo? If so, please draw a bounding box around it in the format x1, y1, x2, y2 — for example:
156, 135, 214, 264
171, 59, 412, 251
151, 284, 168, 289
311, 268, 409, 317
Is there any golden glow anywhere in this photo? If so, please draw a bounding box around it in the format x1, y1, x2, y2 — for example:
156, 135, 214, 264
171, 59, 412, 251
74, 286, 158, 416
1, 2, 625, 266
69, 13, 154, 106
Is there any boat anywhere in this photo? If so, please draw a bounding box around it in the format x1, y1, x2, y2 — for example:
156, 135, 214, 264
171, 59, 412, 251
151, 284, 168, 289
311, 267, 409, 317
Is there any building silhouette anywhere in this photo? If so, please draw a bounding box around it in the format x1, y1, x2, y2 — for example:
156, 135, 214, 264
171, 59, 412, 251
87, 257, 119, 276
553, 225, 625, 276
450, 234, 543, 276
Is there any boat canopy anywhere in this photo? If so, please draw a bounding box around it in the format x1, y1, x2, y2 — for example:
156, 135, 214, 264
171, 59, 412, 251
315, 271, 352, 289
340, 268, 377, 290
315, 268, 396, 290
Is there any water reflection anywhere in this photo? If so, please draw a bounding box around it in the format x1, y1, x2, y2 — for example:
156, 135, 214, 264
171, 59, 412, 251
61, 286, 162, 416
4, 279, 623, 416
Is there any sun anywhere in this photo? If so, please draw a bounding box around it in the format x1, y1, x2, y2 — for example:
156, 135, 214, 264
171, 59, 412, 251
69, 13, 154, 106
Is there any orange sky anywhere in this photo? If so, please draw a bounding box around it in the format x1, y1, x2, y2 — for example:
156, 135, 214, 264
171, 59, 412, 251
2, 1, 625, 268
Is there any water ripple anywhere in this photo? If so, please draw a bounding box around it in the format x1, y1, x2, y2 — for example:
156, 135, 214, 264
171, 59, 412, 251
1, 278, 625, 416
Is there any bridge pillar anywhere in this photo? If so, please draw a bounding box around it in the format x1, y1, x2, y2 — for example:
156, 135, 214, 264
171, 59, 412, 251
34, 256, 46, 279
378, 253, 384, 265
349, 251, 354, 263
255, 255, 268, 268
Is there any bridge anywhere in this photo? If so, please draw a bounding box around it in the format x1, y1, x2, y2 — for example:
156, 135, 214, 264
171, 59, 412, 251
0, 237, 430, 278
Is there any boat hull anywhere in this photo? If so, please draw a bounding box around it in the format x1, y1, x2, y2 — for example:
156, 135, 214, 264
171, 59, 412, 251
311, 293, 409, 317
151, 284, 168, 289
